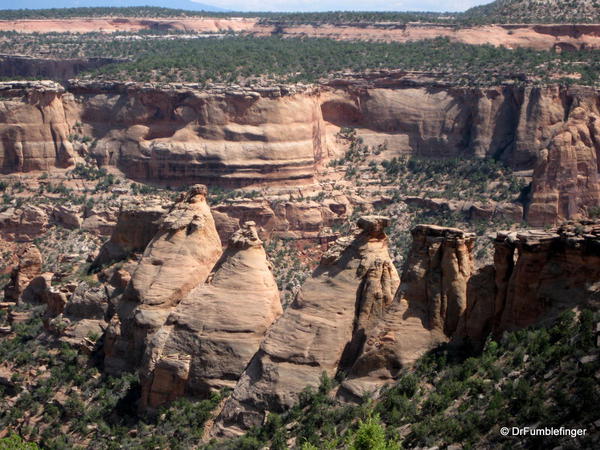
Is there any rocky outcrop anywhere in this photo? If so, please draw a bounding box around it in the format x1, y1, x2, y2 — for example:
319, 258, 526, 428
339, 225, 475, 399
0, 81, 74, 173
0, 55, 125, 81
340, 220, 600, 399
213, 216, 399, 436
72, 81, 320, 187
527, 105, 600, 226
93, 198, 168, 268
139, 221, 282, 410
3, 244, 42, 302
211, 195, 352, 243
0, 205, 49, 241
0, 79, 599, 225
493, 222, 600, 332
104, 185, 222, 374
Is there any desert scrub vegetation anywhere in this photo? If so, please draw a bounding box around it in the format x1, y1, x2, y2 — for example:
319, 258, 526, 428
81, 37, 600, 87
1, 33, 599, 86
463, 0, 600, 24
1, 3, 598, 25
0, 309, 224, 449
211, 309, 599, 449
379, 156, 527, 203
266, 237, 313, 308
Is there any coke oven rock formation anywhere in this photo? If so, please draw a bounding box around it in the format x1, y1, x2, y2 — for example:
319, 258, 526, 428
139, 221, 282, 410
213, 215, 399, 436
104, 185, 223, 373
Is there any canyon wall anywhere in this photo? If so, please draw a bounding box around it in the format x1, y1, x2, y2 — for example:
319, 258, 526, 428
0, 78, 599, 224
2, 19, 600, 50
9, 183, 598, 437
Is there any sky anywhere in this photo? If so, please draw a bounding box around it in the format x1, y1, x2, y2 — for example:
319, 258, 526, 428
197, 0, 491, 12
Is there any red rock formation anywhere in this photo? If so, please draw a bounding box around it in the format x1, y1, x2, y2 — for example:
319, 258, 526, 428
213, 216, 399, 436
93, 198, 168, 268
3, 244, 42, 302
1, 79, 599, 226
0, 82, 74, 173
527, 105, 600, 226
104, 185, 222, 374
139, 221, 282, 410
338, 225, 475, 399
495, 223, 600, 332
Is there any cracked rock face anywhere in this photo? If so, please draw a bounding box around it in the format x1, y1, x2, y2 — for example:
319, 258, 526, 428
212, 216, 399, 437
339, 224, 475, 399
494, 222, 600, 332
4, 244, 42, 302
527, 106, 600, 226
104, 185, 223, 374
138, 221, 282, 410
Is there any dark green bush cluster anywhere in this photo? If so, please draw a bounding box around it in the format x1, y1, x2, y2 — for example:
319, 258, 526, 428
381, 156, 526, 202
216, 309, 599, 449
0, 311, 223, 449
69, 163, 108, 181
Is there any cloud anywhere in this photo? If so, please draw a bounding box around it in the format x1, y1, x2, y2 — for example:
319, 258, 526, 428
195, 0, 490, 12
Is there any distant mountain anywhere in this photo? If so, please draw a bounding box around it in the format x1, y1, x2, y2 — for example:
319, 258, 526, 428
464, 0, 600, 23
1, 1, 227, 12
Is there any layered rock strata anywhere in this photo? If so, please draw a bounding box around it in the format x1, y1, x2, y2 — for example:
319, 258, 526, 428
527, 106, 600, 226
1, 79, 599, 224
139, 221, 282, 410
213, 216, 399, 436
104, 185, 222, 373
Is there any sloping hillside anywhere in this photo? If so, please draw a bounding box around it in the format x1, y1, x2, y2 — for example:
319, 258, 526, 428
465, 0, 600, 23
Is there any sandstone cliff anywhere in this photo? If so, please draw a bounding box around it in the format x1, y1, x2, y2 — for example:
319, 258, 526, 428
104, 184, 222, 373
2, 19, 600, 51
339, 221, 600, 399
213, 216, 399, 436
339, 225, 475, 399
0, 82, 74, 173
1, 78, 599, 225
139, 221, 282, 410
527, 105, 600, 226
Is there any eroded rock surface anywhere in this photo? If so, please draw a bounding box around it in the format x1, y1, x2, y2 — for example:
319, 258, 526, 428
3, 244, 42, 302
1, 80, 600, 225
339, 225, 475, 399
139, 221, 282, 410
93, 198, 168, 268
104, 185, 222, 374
527, 105, 600, 226
213, 216, 399, 436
